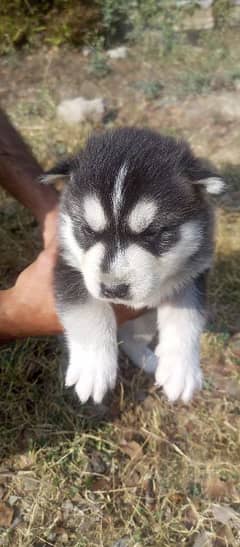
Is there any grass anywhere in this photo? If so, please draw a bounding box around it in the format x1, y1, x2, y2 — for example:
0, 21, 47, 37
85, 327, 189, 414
0, 23, 240, 547
1, 145, 240, 547
0, 327, 240, 545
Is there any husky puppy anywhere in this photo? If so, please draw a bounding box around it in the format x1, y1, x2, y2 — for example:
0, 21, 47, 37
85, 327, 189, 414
41, 127, 224, 404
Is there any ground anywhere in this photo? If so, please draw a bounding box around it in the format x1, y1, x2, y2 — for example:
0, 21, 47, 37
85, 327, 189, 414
0, 24, 240, 547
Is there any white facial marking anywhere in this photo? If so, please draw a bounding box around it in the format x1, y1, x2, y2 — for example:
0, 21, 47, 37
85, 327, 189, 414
112, 163, 128, 219
60, 213, 84, 270
198, 177, 225, 195
155, 283, 204, 403
84, 195, 107, 232
158, 220, 203, 281
128, 199, 158, 234
62, 299, 118, 403
100, 219, 207, 307
82, 242, 106, 298
101, 244, 159, 307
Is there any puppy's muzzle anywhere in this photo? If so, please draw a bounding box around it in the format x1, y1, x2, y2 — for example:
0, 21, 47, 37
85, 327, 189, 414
101, 282, 129, 300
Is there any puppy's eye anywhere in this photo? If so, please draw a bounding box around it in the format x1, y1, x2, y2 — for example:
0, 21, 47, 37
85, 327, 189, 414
142, 225, 168, 238
143, 226, 157, 238
160, 226, 176, 244
142, 225, 174, 242
160, 226, 172, 237
82, 224, 97, 237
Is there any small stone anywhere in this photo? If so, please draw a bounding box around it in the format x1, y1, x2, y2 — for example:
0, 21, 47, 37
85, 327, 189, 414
57, 97, 105, 125
8, 495, 18, 507
180, 8, 214, 30
226, 379, 240, 401
211, 504, 240, 525
61, 499, 74, 521
107, 46, 127, 60
90, 452, 107, 474
82, 47, 91, 57
198, 0, 213, 7
48, 532, 57, 542
219, 96, 240, 122
21, 476, 39, 492
111, 538, 129, 547
61, 532, 69, 544
193, 530, 211, 547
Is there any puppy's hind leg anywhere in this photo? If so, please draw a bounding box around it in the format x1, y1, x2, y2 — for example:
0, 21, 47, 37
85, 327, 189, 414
118, 310, 158, 375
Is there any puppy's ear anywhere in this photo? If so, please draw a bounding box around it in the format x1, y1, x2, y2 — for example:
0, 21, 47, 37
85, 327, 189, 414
39, 157, 74, 184
181, 146, 225, 195
192, 172, 225, 195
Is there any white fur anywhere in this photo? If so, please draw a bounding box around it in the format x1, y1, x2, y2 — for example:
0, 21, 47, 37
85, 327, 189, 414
83, 195, 107, 232
159, 220, 203, 279
59, 214, 206, 405
82, 242, 106, 298
59, 215, 106, 299
119, 310, 158, 374
63, 298, 117, 403
198, 177, 225, 195
155, 284, 204, 403
112, 163, 128, 219
60, 213, 84, 270
104, 220, 204, 306
60, 216, 206, 311
128, 199, 158, 234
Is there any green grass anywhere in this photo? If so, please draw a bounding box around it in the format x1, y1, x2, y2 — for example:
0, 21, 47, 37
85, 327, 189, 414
1, 143, 240, 547
0, 24, 240, 547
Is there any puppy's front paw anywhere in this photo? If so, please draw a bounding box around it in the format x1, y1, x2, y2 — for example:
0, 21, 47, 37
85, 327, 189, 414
155, 348, 202, 403
65, 347, 117, 404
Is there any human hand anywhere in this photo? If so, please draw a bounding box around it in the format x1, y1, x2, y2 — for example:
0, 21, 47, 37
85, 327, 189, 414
1, 205, 143, 341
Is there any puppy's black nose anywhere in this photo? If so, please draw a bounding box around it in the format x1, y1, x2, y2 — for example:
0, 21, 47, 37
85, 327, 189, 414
101, 283, 129, 299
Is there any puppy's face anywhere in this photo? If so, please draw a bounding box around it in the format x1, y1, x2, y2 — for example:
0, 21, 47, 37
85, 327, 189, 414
43, 128, 224, 307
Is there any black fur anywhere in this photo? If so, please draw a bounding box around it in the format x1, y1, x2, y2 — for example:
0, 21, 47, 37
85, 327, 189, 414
40, 127, 224, 404
42, 127, 221, 310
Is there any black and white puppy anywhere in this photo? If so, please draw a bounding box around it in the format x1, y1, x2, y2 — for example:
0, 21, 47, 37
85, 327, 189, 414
41, 127, 224, 404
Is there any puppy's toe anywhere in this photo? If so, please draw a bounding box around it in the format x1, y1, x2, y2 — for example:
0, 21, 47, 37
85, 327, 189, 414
181, 368, 202, 403
75, 373, 94, 404
155, 354, 202, 403
93, 363, 117, 404
155, 364, 170, 389
65, 362, 81, 387
93, 379, 108, 404
162, 373, 185, 402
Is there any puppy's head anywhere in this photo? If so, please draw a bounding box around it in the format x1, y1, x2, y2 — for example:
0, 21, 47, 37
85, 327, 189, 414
42, 128, 224, 307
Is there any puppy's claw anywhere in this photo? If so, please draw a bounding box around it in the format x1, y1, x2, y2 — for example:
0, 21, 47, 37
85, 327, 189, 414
155, 354, 202, 404
65, 348, 117, 404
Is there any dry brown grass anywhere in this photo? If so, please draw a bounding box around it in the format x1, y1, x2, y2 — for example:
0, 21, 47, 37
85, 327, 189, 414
0, 26, 240, 547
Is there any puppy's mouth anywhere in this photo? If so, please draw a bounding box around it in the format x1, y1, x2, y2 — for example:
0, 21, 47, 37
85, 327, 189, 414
100, 282, 130, 300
